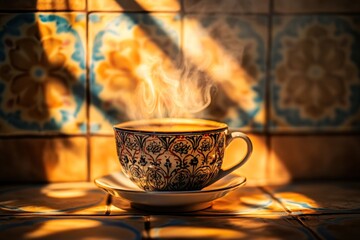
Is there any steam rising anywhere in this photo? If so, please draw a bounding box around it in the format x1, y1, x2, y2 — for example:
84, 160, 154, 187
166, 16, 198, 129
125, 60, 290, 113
135, 57, 213, 119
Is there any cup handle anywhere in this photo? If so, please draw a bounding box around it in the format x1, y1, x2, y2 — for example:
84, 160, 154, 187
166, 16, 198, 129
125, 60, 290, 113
210, 131, 253, 184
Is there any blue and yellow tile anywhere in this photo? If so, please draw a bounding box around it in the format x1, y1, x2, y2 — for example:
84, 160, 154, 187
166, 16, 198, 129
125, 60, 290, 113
89, 13, 181, 134
0, 183, 107, 215
184, 15, 267, 130
271, 15, 360, 132
0, 216, 146, 240
265, 182, 360, 214
149, 215, 316, 239
200, 186, 287, 215
0, 13, 86, 135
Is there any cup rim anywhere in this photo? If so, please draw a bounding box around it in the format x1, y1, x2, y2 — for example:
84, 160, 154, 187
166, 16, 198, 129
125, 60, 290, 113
113, 118, 227, 134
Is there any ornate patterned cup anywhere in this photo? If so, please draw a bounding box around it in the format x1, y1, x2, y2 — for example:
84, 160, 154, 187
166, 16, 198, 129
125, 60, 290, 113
113, 118, 252, 191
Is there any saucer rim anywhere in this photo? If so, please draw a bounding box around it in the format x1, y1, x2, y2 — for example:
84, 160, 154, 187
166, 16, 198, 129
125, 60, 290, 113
94, 172, 246, 195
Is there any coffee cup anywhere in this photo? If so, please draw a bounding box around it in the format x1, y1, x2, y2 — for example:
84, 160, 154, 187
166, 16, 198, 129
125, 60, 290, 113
113, 118, 252, 191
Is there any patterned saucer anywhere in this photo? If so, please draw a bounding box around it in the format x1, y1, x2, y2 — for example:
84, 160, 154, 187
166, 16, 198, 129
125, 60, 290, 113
94, 172, 246, 212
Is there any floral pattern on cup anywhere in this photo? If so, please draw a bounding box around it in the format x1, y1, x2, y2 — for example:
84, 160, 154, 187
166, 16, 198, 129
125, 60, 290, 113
271, 16, 360, 131
0, 13, 86, 134
114, 130, 225, 191
89, 13, 180, 133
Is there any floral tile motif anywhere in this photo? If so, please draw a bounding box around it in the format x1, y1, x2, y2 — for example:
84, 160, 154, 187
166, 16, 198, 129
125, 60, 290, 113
271, 16, 360, 132
148, 215, 316, 239
300, 214, 360, 240
0, 0, 85, 10
88, 0, 180, 11
89, 13, 181, 134
0, 216, 145, 239
0, 13, 86, 134
0, 183, 107, 215
184, 15, 267, 130
265, 182, 360, 214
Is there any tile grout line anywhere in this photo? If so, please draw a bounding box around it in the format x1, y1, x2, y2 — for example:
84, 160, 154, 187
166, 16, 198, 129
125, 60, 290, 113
293, 216, 323, 240
258, 186, 291, 214
264, 0, 274, 185
85, 5, 91, 182
259, 186, 322, 239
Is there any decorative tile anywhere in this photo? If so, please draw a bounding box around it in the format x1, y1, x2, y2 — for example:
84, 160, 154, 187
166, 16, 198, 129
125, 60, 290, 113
0, 137, 87, 182
90, 136, 121, 181
271, 16, 360, 132
268, 135, 360, 184
0, 13, 86, 135
0, 216, 146, 239
88, 0, 180, 11
201, 187, 287, 215
225, 134, 268, 186
148, 215, 316, 239
300, 214, 360, 240
184, 15, 267, 130
0, 0, 85, 10
0, 183, 107, 215
265, 182, 360, 214
89, 13, 181, 134
184, 0, 270, 13
274, 0, 360, 13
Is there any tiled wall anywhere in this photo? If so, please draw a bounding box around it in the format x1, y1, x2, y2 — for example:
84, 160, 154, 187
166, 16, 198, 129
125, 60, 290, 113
0, 0, 359, 184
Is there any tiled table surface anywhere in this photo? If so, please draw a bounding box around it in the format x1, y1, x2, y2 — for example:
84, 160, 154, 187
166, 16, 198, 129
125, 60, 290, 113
0, 181, 359, 239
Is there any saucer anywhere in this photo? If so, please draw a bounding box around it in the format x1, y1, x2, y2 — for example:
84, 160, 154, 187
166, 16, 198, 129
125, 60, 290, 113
94, 172, 246, 212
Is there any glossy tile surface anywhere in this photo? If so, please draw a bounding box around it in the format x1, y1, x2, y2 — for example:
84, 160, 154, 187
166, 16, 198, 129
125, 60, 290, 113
0, 216, 145, 240
271, 16, 360, 132
184, 0, 270, 13
201, 187, 286, 215
0, 137, 87, 182
300, 214, 360, 240
0, 13, 86, 134
148, 215, 316, 239
274, 0, 360, 13
184, 15, 267, 130
0, 183, 107, 215
89, 13, 181, 133
265, 182, 360, 214
0, 182, 358, 239
268, 135, 360, 184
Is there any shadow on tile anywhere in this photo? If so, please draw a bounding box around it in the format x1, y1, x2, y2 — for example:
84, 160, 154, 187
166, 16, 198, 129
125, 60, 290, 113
148, 215, 317, 239
265, 181, 360, 214
0, 183, 108, 215
0, 216, 145, 240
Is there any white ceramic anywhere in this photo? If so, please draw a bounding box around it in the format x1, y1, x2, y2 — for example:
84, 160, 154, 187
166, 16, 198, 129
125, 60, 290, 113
95, 171, 246, 212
